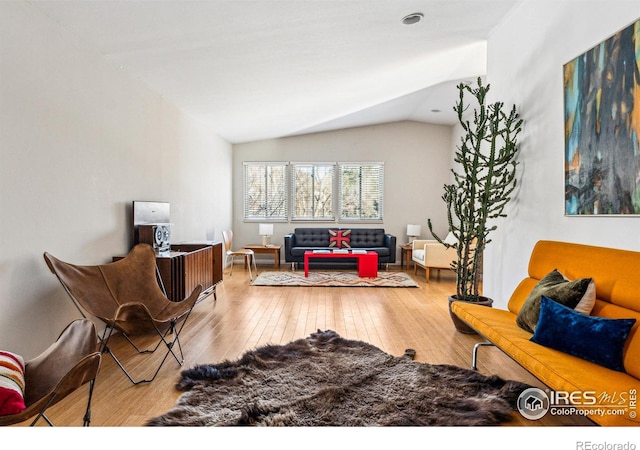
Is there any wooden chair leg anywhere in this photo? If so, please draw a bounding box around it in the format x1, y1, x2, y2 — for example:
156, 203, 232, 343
425, 267, 430, 283
247, 255, 253, 280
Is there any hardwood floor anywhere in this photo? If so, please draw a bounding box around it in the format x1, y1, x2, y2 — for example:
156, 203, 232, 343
13, 265, 596, 429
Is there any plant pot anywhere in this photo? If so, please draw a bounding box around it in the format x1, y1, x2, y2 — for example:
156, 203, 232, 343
447, 295, 493, 334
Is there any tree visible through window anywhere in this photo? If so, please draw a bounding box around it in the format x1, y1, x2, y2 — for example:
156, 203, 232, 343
243, 161, 383, 222
339, 163, 384, 221
243, 162, 288, 220
291, 163, 335, 220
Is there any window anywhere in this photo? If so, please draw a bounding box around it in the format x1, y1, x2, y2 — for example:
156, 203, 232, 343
243, 161, 384, 222
243, 162, 288, 220
291, 163, 335, 221
338, 163, 384, 221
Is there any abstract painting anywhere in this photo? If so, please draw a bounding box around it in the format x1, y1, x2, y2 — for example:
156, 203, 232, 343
564, 18, 640, 215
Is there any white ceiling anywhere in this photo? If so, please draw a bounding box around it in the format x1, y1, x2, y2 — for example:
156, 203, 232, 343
30, 0, 520, 143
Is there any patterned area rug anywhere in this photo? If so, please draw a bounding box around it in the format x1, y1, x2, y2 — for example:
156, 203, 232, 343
252, 270, 419, 287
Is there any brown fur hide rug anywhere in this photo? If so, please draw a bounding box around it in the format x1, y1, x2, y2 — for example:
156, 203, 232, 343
146, 330, 530, 426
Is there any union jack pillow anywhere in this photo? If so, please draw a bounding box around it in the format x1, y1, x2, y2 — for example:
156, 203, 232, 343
329, 229, 351, 248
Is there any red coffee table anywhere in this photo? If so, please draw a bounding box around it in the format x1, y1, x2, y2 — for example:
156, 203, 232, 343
304, 250, 378, 278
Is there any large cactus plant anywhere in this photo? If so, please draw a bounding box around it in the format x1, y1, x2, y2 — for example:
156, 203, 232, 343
429, 77, 522, 302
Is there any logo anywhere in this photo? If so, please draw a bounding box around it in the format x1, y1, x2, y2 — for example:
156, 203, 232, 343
517, 387, 637, 420
517, 387, 550, 420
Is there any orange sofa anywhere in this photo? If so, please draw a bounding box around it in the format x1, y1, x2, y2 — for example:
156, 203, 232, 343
451, 240, 640, 426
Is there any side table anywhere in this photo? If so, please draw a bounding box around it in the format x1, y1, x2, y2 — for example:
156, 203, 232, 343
244, 244, 281, 269
400, 244, 413, 271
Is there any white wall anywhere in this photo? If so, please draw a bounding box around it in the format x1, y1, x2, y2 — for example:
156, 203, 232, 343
232, 121, 453, 261
11, 0, 635, 357
484, 1, 640, 309
0, 2, 232, 358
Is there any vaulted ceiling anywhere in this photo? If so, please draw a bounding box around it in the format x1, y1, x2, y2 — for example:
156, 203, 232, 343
30, 0, 520, 143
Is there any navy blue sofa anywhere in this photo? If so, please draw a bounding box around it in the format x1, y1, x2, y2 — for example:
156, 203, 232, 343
284, 228, 396, 269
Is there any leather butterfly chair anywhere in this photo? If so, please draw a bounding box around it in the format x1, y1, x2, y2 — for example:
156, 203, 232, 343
0, 319, 101, 427
43, 244, 202, 385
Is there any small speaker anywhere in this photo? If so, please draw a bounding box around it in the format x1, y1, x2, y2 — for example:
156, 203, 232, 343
138, 224, 171, 252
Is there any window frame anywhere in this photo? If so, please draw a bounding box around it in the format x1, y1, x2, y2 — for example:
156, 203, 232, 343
337, 162, 384, 223
242, 160, 384, 223
242, 161, 289, 222
289, 162, 336, 222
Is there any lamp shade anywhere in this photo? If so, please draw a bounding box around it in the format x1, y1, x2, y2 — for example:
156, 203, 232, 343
259, 223, 274, 236
406, 224, 421, 237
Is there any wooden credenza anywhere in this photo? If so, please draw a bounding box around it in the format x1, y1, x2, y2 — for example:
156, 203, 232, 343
115, 241, 223, 303
164, 242, 223, 302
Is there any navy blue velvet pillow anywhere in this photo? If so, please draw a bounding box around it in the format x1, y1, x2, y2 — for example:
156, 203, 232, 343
531, 296, 636, 372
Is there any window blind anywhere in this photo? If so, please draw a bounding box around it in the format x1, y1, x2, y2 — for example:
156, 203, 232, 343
243, 162, 288, 220
291, 163, 335, 221
338, 162, 384, 221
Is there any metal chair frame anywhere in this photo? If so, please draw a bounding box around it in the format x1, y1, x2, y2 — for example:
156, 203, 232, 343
95, 309, 192, 385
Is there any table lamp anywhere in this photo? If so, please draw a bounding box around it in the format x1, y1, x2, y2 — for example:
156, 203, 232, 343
259, 223, 274, 246
406, 224, 421, 244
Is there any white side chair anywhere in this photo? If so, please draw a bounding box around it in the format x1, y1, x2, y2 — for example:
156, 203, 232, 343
222, 230, 257, 280
412, 232, 457, 282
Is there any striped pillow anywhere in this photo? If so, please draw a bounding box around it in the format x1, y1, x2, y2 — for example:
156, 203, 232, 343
0, 351, 26, 415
